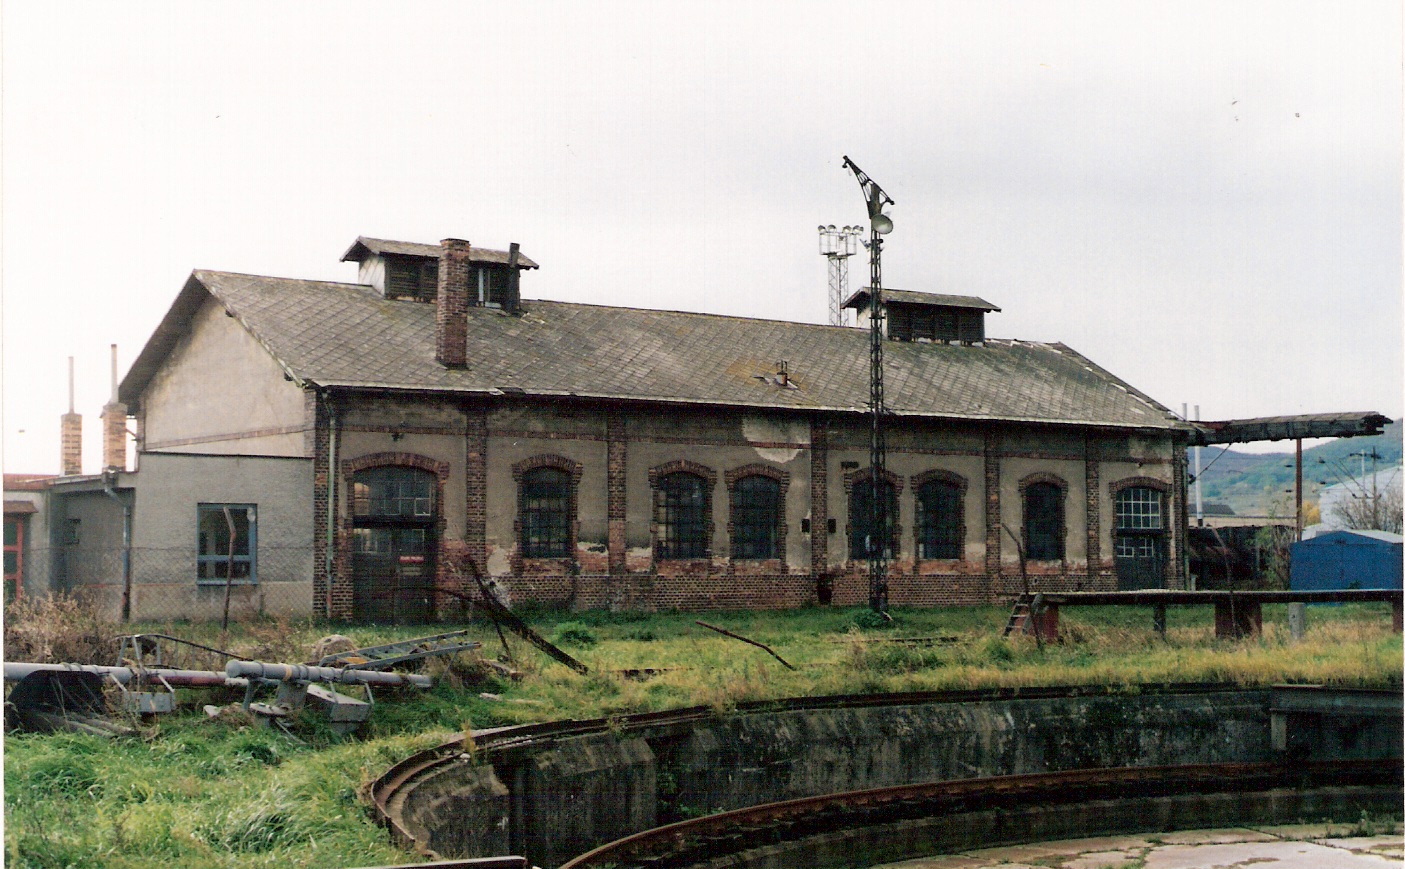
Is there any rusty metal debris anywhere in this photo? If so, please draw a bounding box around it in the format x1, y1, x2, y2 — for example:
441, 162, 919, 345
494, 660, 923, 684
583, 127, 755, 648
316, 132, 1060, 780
694, 621, 796, 670
3, 656, 433, 736
314, 630, 482, 670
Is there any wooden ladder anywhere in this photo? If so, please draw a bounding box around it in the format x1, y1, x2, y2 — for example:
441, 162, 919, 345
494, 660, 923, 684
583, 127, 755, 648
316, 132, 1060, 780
1001, 593, 1037, 637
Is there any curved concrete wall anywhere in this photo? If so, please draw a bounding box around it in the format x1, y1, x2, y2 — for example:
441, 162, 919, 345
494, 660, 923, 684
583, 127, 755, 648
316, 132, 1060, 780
403, 690, 1280, 867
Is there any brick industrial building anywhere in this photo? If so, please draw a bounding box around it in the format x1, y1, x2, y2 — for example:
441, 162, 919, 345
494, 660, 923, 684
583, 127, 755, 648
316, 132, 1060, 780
32, 236, 1204, 622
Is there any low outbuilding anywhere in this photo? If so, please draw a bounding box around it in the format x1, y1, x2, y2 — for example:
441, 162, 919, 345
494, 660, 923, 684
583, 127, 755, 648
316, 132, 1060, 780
1289, 528, 1403, 591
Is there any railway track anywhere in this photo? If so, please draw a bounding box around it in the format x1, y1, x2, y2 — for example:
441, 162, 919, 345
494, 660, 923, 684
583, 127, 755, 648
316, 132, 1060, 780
370, 682, 1249, 848
367, 683, 1401, 867
558, 760, 1400, 869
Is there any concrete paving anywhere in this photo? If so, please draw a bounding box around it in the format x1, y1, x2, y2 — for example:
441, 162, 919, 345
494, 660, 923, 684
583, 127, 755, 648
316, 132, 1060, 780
871, 821, 1404, 868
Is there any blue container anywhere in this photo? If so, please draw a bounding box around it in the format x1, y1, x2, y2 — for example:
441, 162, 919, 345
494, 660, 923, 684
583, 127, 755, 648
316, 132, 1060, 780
1290, 530, 1403, 591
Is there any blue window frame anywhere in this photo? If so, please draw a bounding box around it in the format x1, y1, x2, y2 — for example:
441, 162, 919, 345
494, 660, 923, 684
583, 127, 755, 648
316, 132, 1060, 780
197, 503, 256, 584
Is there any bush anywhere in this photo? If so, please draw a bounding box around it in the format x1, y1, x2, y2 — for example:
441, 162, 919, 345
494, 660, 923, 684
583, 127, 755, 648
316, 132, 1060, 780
849, 608, 897, 631
549, 621, 598, 647
4, 593, 118, 664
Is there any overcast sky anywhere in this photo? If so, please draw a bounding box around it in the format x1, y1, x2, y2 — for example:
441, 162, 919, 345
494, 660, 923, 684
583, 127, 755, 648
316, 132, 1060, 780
3, 1, 1400, 474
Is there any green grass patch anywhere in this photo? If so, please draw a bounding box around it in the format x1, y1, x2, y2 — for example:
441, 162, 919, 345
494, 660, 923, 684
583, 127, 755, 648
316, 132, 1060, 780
4, 600, 1400, 867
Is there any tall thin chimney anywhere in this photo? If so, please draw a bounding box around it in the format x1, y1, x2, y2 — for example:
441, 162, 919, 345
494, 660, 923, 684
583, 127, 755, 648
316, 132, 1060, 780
102, 344, 128, 471
61, 357, 82, 476
504, 242, 521, 313
436, 238, 471, 368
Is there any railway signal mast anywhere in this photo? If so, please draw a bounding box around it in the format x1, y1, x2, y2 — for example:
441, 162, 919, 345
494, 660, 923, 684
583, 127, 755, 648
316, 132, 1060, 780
841, 156, 895, 614
818, 225, 863, 326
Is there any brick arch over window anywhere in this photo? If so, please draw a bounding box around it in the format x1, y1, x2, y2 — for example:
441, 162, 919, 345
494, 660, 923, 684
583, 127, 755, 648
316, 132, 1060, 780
1109, 476, 1170, 497
510, 455, 583, 571
912, 469, 968, 561
338, 452, 451, 621
649, 460, 717, 560
844, 467, 903, 562
841, 466, 904, 496
725, 463, 791, 567
343, 451, 450, 480
1019, 472, 1068, 562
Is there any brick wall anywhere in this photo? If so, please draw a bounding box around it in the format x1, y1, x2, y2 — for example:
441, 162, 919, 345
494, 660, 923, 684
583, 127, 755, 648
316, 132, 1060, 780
317, 395, 1183, 617
435, 239, 471, 367
101, 402, 127, 471
61, 412, 82, 476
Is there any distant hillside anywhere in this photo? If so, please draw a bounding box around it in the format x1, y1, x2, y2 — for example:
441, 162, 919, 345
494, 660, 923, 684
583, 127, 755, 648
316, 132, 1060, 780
1189, 419, 1402, 517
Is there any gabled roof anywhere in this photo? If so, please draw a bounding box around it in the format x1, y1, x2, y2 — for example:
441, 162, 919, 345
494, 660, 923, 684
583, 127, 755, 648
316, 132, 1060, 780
121, 269, 1187, 433
842, 288, 1001, 312
340, 236, 539, 269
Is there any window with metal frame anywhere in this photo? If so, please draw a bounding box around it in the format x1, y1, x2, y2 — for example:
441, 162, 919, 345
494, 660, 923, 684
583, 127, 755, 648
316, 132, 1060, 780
520, 467, 572, 558
731, 475, 781, 559
655, 472, 708, 559
917, 478, 962, 559
850, 478, 898, 560
197, 504, 256, 583
351, 466, 435, 519
1115, 486, 1164, 558
1024, 482, 1064, 561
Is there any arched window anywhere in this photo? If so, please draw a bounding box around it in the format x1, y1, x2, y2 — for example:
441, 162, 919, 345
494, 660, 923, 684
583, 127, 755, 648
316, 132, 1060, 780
730, 475, 781, 559
519, 467, 571, 558
1023, 480, 1065, 561
850, 477, 898, 560
916, 478, 962, 559
655, 472, 709, 559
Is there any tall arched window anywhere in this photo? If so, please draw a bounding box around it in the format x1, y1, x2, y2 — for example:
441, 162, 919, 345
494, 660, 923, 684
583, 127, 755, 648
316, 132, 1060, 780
1023, 480, 1065, 561
655, 472, 709, 559
916, 477, 963, 559
519, 467, 571, 558
850, 478, 898, 560
730, 475, 781, 559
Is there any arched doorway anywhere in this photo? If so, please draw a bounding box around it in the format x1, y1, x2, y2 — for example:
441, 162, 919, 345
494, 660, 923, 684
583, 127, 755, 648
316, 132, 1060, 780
350, 466, 437, 623
1114, 484, 1166, 590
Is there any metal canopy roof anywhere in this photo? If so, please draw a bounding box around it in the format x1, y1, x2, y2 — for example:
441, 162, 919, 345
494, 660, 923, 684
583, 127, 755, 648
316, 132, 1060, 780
1188, 412, 1391, 446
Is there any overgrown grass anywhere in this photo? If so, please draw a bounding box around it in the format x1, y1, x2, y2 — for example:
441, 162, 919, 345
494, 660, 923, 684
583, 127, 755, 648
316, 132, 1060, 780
4, 599, 1401, 868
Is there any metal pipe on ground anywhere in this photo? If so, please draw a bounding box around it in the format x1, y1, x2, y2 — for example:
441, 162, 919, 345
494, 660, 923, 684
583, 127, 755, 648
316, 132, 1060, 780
3, 662, 240, 687
225, 660, 432, 688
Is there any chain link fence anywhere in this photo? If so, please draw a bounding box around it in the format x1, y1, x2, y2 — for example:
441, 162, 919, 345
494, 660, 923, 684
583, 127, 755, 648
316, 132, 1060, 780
16, 545, 315, 623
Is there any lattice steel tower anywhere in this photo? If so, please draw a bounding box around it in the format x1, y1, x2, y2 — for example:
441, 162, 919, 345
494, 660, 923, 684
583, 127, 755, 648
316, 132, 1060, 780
818, 225, 863, 326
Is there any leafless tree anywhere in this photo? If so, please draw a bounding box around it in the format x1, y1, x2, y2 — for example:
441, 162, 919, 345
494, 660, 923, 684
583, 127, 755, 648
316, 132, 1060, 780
1331, 485, 1403, 535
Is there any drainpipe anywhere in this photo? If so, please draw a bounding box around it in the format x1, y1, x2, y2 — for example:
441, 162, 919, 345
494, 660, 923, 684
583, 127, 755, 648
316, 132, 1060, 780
102, 469, 133, 622
324, 391, 339, 617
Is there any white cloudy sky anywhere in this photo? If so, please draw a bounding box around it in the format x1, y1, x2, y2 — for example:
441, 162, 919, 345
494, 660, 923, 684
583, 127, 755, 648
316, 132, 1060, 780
2, 1, 1400, 474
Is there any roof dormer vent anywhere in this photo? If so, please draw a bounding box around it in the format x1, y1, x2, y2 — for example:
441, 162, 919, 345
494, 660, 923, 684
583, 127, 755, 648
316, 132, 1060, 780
842, 288, 1000, 345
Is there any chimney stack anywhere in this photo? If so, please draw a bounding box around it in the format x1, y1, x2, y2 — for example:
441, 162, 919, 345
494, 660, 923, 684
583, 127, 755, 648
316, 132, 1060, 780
504, 242, 521, 314
101, 344, 128, 472
61, 357, 82, 476
435, 238, 471, 368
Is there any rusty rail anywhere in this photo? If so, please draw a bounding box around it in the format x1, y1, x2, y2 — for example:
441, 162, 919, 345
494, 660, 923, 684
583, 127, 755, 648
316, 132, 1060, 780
368, 682, 1267, 852
559, 760, 1400, 868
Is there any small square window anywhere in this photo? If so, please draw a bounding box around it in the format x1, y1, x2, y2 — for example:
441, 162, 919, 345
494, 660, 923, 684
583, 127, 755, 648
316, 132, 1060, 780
197, 504, 257, 585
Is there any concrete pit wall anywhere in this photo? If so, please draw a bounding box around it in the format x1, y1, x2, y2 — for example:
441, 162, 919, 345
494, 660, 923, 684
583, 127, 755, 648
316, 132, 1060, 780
393, 688, 1398, 868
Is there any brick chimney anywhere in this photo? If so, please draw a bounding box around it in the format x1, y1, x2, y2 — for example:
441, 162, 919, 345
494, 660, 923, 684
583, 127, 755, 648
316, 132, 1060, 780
61, 356, 82, 476
436, 238, 471, 368
101, 344, 127, 471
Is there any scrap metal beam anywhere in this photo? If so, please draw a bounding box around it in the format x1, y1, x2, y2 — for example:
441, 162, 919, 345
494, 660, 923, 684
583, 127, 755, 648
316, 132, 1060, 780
1188, 412, 1390, 446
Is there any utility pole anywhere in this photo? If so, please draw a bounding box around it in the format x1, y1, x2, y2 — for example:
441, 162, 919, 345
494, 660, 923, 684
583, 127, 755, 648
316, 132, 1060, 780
842, 156, 895, 614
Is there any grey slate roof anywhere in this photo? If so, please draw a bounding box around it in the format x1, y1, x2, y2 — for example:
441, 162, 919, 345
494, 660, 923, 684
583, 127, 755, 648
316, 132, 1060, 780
843, 288, 1001, 311
122, 270, 1186, 432
340, 236, 540, 269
